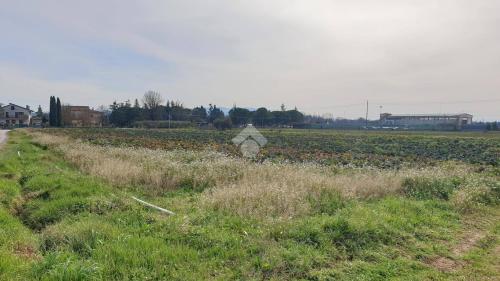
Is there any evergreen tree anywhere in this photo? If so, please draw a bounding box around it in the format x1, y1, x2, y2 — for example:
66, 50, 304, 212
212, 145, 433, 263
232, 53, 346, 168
191, 106, 208, 122
252, 107, 271, 127
208, 104, 224, 123
49, 96, 55, 126
48, 97, 52, 126
134, 99, 141, 108
42, 114, 48, 125
286, 108, 305, 124
56, 98, 62, 127
213, 117, 232, 130
271, 110, 289, 126
36, 105, 43, 118
229, 107, 252, 126
133, 99, 143, 121
109, 100, 143, 127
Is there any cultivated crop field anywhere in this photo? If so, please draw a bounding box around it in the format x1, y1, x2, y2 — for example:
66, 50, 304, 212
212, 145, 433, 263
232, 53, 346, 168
0, 128, 499, 280
43, 128, 500, 167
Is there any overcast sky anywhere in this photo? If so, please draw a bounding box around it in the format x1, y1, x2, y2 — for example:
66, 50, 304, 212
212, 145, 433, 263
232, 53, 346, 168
0, 0, 499, 120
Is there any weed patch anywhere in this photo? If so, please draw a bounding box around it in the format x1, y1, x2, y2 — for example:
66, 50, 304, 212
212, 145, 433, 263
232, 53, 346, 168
403, 177, 463, 200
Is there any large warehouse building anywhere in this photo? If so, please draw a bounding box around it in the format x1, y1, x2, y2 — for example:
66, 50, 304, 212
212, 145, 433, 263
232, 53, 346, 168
380, 113, 473, 129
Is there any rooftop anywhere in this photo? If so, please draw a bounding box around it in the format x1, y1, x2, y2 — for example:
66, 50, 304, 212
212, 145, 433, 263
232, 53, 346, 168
1, 103, 33, 112
382, 113, 472, 117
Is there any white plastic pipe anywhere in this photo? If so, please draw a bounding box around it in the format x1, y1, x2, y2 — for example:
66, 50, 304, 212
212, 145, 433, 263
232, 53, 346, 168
131, 196, 175, 215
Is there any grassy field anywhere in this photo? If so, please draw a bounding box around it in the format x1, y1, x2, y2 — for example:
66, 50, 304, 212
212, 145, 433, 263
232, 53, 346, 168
0, 128, 499, 280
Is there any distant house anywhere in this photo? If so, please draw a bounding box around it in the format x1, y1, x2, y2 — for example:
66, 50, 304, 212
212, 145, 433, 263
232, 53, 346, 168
62, 106, 103, 127
0, 103, 33, 128
31, 116, 43, 128
380, 113, 473, 129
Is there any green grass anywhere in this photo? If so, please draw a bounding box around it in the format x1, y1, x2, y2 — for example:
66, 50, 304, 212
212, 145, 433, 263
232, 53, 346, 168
0, 130, 498, 280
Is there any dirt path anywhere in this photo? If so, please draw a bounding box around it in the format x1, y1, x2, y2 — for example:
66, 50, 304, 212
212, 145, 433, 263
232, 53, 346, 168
429, 211, 499, 273
430, 231, 486, 272
0, 130, 9, 147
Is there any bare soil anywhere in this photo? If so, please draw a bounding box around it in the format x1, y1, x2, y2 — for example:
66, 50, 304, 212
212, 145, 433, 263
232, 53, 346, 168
430, 228, 487, 272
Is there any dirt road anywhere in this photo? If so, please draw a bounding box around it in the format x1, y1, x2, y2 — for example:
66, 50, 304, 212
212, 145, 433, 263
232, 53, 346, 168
0, 130, 8, 147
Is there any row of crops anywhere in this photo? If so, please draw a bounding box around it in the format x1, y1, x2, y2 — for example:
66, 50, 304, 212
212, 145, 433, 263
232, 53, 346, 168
41, 128, 500, 168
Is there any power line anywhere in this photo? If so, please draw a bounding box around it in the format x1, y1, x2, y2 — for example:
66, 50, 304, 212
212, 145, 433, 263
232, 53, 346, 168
302, 98, 500, 110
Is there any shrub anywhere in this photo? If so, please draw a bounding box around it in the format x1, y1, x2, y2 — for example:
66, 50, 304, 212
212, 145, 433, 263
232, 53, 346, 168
308, 189, 344, 215
451, 182, 500, 213
402, 177, 462, 200
213, 117, 232, 130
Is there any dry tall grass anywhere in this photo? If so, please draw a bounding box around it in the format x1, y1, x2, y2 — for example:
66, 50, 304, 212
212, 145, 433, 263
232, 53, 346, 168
29, 131, 472, 219
202, 163, 471, 218
30, 132, 245, 193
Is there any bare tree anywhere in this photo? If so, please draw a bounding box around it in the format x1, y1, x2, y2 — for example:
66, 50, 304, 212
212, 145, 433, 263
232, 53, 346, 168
142, 91, 164, 120
96, 105, 108, 112
142, 91, 164, 109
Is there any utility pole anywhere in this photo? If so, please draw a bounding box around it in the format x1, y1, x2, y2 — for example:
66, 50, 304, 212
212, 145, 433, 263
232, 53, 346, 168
365, 100, 369, 128
379, 105, 383, 126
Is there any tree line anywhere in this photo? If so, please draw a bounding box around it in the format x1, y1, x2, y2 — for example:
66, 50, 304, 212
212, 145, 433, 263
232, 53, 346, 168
109, 91, 304, 129
485, 122, 499, 131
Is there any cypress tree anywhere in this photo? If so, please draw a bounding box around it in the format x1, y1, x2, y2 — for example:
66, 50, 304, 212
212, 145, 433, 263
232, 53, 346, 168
56, 98, 62, 127
49, 96, 55, 126
52, 96, 57, 127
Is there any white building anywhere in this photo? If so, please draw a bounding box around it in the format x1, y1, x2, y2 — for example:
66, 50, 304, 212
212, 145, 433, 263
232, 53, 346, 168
0, 103, 33, 127
380, 113, 473, 129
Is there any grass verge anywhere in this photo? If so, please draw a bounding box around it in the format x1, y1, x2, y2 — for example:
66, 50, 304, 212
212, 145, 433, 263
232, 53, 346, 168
0, 130, 498, 280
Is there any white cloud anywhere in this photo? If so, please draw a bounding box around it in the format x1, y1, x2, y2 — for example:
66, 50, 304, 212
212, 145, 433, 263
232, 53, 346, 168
0, 0, 499, 119
0, 66, 135, 110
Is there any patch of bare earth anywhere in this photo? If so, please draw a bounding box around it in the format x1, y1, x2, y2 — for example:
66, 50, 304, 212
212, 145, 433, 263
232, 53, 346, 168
13, 243, 40, 260
492, 246, 500, 272
430, 229, 487, 272
452, 231, 486, 256
431, 257, 461, 272
0, 130, 9, 148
